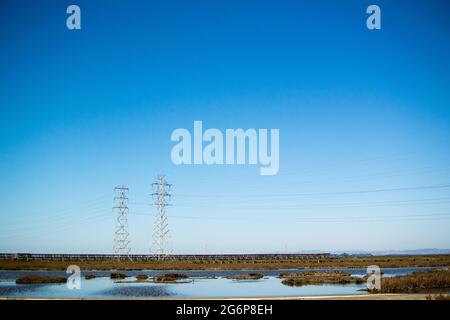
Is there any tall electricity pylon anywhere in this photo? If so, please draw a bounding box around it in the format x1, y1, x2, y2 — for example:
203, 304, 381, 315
151, 176, 173, 259
113, 186, 131, 260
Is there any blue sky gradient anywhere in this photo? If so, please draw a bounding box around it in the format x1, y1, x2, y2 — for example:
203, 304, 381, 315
0, 0, 449, 253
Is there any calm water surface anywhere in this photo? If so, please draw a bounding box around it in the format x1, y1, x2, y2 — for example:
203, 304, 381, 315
0, 267, 444, 298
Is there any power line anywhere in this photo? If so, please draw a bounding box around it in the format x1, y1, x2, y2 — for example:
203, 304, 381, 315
6, 195, 111, 224
128, 210, 450, 222
0, 212, 112, 241
172, 197, 450, 209
143, 212, 450, 223
177, 183, 450, 198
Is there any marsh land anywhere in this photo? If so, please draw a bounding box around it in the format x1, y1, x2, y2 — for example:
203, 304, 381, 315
1, 255, 448, 271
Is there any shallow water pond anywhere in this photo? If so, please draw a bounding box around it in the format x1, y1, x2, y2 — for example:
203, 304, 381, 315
0, 267, 444, 298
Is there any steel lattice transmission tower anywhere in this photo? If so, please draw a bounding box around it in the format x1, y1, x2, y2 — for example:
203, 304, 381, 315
150, 176, 173, 259
113, 186, 131, 260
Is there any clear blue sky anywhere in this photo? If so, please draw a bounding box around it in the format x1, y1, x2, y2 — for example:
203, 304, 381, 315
0, 0, 449, 254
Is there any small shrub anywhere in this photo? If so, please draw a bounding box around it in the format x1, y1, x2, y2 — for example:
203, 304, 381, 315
110, 272, 127, 279
136, 274, 148, 281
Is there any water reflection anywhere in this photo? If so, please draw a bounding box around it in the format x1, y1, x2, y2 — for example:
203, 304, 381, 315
102, 284, 170, 297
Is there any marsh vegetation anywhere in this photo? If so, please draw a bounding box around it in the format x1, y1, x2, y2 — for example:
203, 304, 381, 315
110, 272, 127, 279
369, 269, 450, 293
280, 271, 365, 287
136, 274, 149, 281
1, 255, 448, 271
15, 275, 67, 284
153, 273, 189, 283
226, 273, 264, 280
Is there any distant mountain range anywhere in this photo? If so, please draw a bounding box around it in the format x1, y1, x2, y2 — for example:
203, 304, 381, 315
293, 248, 450, 256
